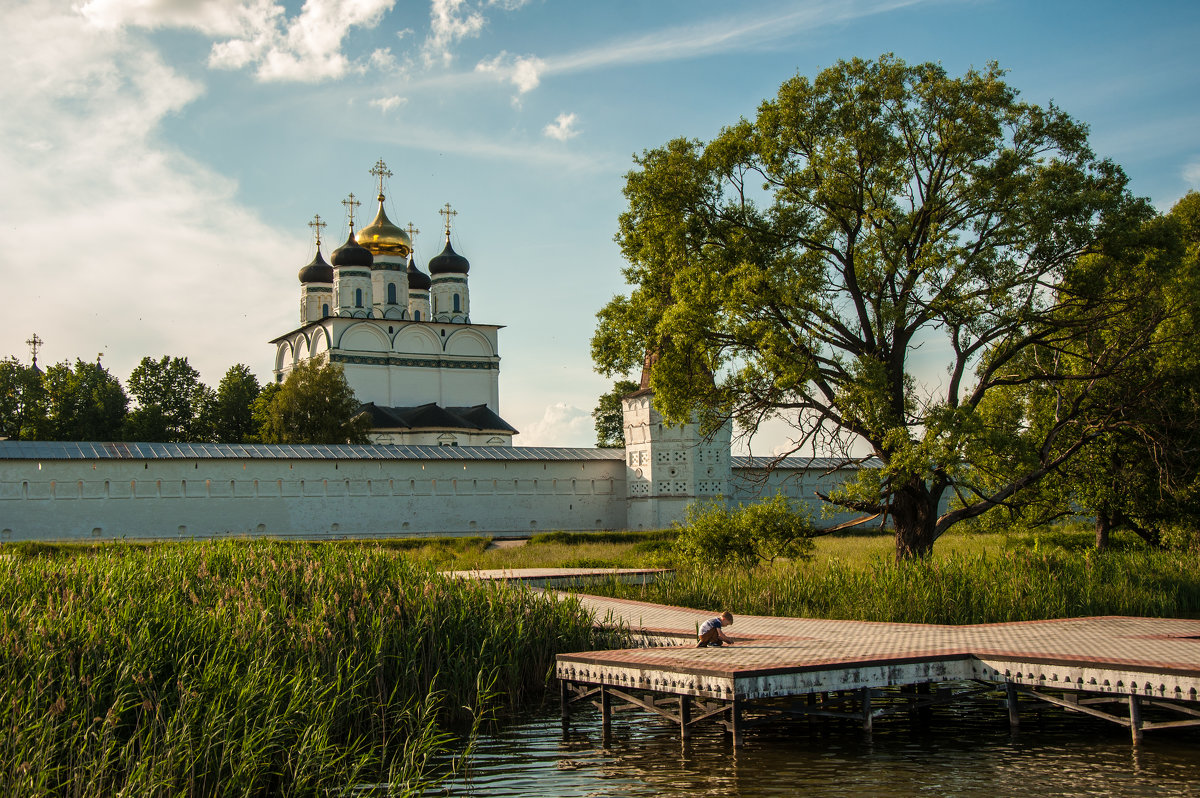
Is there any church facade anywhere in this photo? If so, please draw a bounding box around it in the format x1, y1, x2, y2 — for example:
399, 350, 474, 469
270, 160, 515, 447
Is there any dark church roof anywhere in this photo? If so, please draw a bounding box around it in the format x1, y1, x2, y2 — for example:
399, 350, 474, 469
360, 402, 518, 434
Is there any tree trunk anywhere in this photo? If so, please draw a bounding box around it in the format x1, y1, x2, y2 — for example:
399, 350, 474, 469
892, 483, 938, 560
1094, 510, 1111, 551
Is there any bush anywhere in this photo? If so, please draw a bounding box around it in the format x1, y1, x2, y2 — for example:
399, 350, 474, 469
673, 494, 816, 569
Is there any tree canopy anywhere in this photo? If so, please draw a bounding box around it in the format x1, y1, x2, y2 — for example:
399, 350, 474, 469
125, 356, 214, 442
592, 379, 639, 448
42, 358, 129, 441
592, 54, 1164, 558
259, 360, 371, 445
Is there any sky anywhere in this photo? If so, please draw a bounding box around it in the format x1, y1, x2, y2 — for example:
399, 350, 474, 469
1, 0, 1198, 452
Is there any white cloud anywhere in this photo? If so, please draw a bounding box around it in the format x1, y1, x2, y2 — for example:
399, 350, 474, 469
475, 50, 544, 95
543, 112, 579, 141
487, 0, 530, 9
517, 403, 593, 447
423, 0, 485, 66
0, 0, 295, 383
1184, 159, 1200, 188
81, 0, 397, 82
370, 94, 408, 111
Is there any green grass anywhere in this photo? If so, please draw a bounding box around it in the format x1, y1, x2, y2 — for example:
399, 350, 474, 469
581, 526, 1200, 624
0, 540, 627, 796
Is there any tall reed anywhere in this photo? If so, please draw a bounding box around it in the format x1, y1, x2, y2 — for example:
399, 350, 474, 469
0, 540, 619, 796
590, 548, 1200, 624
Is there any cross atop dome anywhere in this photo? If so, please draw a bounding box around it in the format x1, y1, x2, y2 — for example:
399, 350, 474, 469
308, 214, 327, 248
439, 202, 458, 238
405, 222, 420, 245
342, 193, 361, 231
370, 159, 393, 202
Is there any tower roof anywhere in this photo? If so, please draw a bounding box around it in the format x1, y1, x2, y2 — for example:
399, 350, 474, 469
330, 231, 373, 269
298, 248, 333, 284
407, 254, 431, 290
428, 237, 470, 275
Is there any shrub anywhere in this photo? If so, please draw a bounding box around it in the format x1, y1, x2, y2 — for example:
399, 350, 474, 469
673, 494, 816, 569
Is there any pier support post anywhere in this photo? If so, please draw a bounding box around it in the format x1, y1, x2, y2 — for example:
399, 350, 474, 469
679, 695, 692, 740
730, 698, 744, 748
600, 685, 612, 734
861, 688, 873, 732
560, 679, 571, 730
1129, 694, 1143, 744
1005, 682, 1020, 729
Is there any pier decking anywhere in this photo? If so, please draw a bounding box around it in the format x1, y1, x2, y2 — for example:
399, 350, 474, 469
553, 592, 1200, 746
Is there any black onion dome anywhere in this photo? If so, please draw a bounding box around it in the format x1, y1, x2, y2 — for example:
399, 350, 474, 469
407, 255, 431, 290
298, 248, 333, 284
330, 231, 373, 269
427, 238, 470, 275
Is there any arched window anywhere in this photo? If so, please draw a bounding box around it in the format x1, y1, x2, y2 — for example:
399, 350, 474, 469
321, 303, 329, 317
387, 283, 397, 304
355, 288, 363, 308
414, 310, 421, 321
453, 293, 461, 312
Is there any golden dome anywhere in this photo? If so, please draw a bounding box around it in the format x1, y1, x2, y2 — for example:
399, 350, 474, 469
357, 199, 412, 257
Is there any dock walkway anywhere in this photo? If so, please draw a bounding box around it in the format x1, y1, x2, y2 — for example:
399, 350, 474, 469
450, 568, 1200, 745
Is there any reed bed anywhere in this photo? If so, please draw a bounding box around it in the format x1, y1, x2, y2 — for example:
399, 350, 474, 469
587, 548, 1200, 624
0, 540, 621, 796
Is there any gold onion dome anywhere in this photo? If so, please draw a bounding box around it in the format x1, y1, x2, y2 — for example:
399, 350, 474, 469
357, 199, 412, 258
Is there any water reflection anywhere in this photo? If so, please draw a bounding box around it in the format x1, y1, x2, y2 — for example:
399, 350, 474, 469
434, 698, 1200, 797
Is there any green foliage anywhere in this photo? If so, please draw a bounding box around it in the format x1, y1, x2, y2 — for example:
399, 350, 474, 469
42, 358, 128, 441
593, 53, 1157, 558
211, 363, 262, 443
592, 545, 1200, 624
125, 355, 214, 442
259, 359, 371, 444
0, 356, 47, 439
0, 540, 625, 796
674, 494, 815, 569
592, 378, 638, 448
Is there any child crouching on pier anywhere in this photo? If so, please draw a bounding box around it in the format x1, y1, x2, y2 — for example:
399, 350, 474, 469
697, 612, 734, 647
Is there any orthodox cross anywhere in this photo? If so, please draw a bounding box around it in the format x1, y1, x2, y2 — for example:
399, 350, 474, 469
439, 202, 457, 237
308, 214, 326, 248
405, 222, 420, 246
370, 158, 393, 201
25, 333, 43, 367
342, 193, 361, 230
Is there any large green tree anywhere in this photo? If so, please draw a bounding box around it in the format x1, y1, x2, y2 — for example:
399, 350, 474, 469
971, 193, 1200, 548
43, 358, 128, 441
592, 55, 1158, 558
125, 356, 214, 442
259, 360, 370, 445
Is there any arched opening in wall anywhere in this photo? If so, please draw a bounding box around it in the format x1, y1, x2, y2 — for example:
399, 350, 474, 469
402, 521, 410, 530
178, 525, 187, 536
414, 310, 421, 321
387, 283, 397, 304
355, 288, 363, 308
92, 527, 103, 537
322, 303, 330, 317
453, 294, 460, 312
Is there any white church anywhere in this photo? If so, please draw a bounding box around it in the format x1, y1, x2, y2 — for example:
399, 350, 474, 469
0, 160, 865, 542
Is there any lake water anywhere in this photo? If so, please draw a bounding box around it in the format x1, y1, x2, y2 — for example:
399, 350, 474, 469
432, 695, 1200, 797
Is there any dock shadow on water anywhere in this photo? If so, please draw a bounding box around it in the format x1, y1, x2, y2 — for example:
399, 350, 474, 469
428, 697, 1200, 797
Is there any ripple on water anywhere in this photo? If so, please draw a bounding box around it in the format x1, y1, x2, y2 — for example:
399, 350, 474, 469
432, 697, 1200, 798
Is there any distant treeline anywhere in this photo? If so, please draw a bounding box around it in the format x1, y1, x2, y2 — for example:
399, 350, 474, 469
0, 353, 369, 445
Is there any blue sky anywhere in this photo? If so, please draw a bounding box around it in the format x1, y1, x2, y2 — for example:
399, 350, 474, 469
2, 0, 1197, 451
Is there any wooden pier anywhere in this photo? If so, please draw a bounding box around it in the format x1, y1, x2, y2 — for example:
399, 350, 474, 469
553, 593, 1200, 746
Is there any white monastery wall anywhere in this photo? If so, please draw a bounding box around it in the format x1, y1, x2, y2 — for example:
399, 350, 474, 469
0, 453, 627, 542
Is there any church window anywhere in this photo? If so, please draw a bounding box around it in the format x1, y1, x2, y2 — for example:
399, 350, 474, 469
355, 289, 363, 308
387, 283, 397, 304
322, 303, 329, 317
414, 310, 421, 321
453, 294, 461, 312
